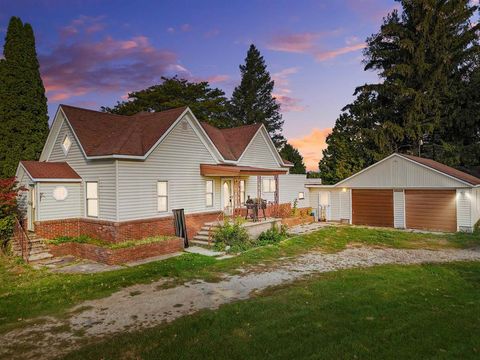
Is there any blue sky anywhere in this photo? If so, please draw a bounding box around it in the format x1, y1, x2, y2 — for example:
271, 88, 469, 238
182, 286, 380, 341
0, 0, 402, 169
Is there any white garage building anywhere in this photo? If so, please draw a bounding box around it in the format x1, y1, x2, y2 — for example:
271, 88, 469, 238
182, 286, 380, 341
308, 153, 480, 233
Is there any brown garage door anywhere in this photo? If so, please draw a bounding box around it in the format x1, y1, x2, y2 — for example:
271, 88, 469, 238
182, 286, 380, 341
352, 189, 394, 227
405, 190, 457, 232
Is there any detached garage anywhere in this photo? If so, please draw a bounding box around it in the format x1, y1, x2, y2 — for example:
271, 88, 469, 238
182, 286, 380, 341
308, 153, 480, 233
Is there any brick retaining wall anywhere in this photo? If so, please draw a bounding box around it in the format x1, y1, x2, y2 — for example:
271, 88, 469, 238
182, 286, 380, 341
48, 237, 183, 265
35, 210, 223, 243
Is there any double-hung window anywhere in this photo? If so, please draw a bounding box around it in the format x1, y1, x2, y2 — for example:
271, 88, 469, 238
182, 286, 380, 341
206, 180, 214, 207
262, 178, 276, 193
86, 182, 98, 217
157, 181, 168, 212
240, 180, 246, 205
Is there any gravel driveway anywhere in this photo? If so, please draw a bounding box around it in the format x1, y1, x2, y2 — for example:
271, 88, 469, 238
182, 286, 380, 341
2, 246, 480, 360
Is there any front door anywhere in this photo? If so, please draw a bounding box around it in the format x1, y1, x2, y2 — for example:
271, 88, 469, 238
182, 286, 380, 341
318, 191, 331, 221
27, 185, 36, 231
222, 179, 233, 215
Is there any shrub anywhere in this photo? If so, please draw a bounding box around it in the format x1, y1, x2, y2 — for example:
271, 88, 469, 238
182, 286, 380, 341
257, 224, 289, 245
0, 177, 25, 251
213, 217, 251, 253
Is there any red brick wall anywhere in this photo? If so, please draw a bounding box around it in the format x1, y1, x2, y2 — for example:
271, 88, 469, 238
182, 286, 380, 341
35, 210, 223, 243
49, 237, 183, 265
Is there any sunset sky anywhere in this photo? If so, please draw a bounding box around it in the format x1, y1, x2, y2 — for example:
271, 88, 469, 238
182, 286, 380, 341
0, 0, 403, 170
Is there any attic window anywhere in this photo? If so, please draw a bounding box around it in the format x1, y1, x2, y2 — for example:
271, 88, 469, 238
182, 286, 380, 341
62, 135, 72, 154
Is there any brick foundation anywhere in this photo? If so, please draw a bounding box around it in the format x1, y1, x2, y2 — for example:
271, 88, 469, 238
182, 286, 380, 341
281, 215, 315, 227
48, 237, 183, 265
35, 210, 223, 243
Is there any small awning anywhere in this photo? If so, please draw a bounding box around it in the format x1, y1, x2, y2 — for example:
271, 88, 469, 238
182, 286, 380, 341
200, 164, 288, 177
20, 161, 82, 182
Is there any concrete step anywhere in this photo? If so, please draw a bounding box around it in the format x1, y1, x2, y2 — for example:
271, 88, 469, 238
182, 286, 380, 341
196, 230, 211, 237
28, 252, 53, 262
190, 239, 213, 248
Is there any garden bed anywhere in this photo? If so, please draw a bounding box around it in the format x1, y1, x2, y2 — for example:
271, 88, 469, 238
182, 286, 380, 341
48, 236, 184, 265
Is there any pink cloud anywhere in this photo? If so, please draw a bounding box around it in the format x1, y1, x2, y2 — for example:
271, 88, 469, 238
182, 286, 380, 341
268, 30, 366, 62
60, 15, 105, 38
205, 28, 220, 38
180, 23, 191, 32
346, 0, 401, 22
315, 43, 366, 61
272, 67, 305, 112
289, 128, 332, 171
40, 33, 187, 102
267, 32, 320, 53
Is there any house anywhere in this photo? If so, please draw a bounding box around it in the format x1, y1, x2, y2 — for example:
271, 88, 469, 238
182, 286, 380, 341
307, 153, 480, 233
16, 105, 309, 243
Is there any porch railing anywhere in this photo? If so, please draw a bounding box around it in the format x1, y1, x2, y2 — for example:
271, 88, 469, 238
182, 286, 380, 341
13, 217, 31, 263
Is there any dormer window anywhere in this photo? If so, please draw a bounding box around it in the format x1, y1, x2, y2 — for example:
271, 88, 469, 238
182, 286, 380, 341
62, 135, 71, 154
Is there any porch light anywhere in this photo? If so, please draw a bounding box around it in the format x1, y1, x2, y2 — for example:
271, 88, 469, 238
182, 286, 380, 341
342, 188, 347, 192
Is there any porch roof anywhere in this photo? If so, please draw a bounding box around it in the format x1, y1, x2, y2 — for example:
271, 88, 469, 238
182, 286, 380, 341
20, 161, 82, 182
200, 164, 288, 176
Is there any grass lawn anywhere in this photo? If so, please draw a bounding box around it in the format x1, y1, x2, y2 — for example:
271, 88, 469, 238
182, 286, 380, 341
1, 226, 479, 334
66, 262, 480, 360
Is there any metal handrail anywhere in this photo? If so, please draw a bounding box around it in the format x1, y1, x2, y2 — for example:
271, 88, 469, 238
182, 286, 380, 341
13, 217, 30, 263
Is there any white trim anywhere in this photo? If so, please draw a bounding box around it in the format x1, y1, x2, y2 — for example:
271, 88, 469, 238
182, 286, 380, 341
40, 106, 64, 161
237, 125, 285, 168
31, 178, 82, 183
61, 134, 72, 155
205, 179, 214, 208
115, 160, 119, 222
85, 181, 99, 218
157, 180, 169, 213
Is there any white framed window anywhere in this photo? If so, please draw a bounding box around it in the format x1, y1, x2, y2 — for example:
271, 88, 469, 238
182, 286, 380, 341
298, 192, 305, 200
206, 180, 214, 207
62, 135, 72, 154
262, 178, 276, 193
240, 180, 246, 205
157, 181, 168, 212
86, 182, 98, 217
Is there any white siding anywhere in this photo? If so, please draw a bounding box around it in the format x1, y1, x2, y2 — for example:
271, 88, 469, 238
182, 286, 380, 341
37, 183, 82, 221
457, 189, 473, 231
340, 155, 468, 188
47, 114, 116, 220
238, 131, 280, 168
394, 190, 405, 228
117, 115, 219, 221
16, 166, 32, 217
472, 188, 480, 228
278, 174, 309, 208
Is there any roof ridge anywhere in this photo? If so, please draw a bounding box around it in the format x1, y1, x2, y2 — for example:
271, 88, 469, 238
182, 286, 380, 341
61, 104, 188, 119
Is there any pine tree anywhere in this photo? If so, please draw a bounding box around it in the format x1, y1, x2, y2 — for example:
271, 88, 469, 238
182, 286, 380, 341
0, 17, 49, 177
319, 0, 480, 182
229, 44, 285, 147
279, 143, 306, 174
103, 76, 230, 128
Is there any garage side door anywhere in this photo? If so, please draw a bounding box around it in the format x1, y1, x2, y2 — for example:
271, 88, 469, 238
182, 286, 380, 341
352, 189, 394, 227
405, 190, 456, 232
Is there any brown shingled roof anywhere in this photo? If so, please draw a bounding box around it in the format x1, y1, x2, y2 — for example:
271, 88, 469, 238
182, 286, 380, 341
200, 122, 262, 161
400, 154, 480, 186
21, 161, 81, 180
61, 105, 187, 157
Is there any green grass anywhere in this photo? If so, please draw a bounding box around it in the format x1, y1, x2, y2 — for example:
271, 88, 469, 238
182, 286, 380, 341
46, 235, 175, 249
65, 261, 480, 359
0, 226, 479, 334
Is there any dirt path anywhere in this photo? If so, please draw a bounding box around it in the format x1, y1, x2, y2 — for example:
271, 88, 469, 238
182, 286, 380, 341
2, 246, 480, 360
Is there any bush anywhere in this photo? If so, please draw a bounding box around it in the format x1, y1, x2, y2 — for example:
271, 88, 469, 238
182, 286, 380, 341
257, 224, 289, 245
213, 217, 251, 253
0, 177, 25, 251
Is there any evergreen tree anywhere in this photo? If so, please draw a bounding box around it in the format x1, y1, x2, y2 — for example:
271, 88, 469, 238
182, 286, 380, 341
0, 17, 49, 177
103, 76, 230, 128
279, 143, 306, 174
229, 44, 285, 147
319, 0, 480, 182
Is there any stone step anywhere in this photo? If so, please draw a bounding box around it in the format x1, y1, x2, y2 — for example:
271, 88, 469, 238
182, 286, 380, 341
28, 252, 53, 262
196, 230, 211, 237
13, 244, 49, 253
192, 235, 211, 242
